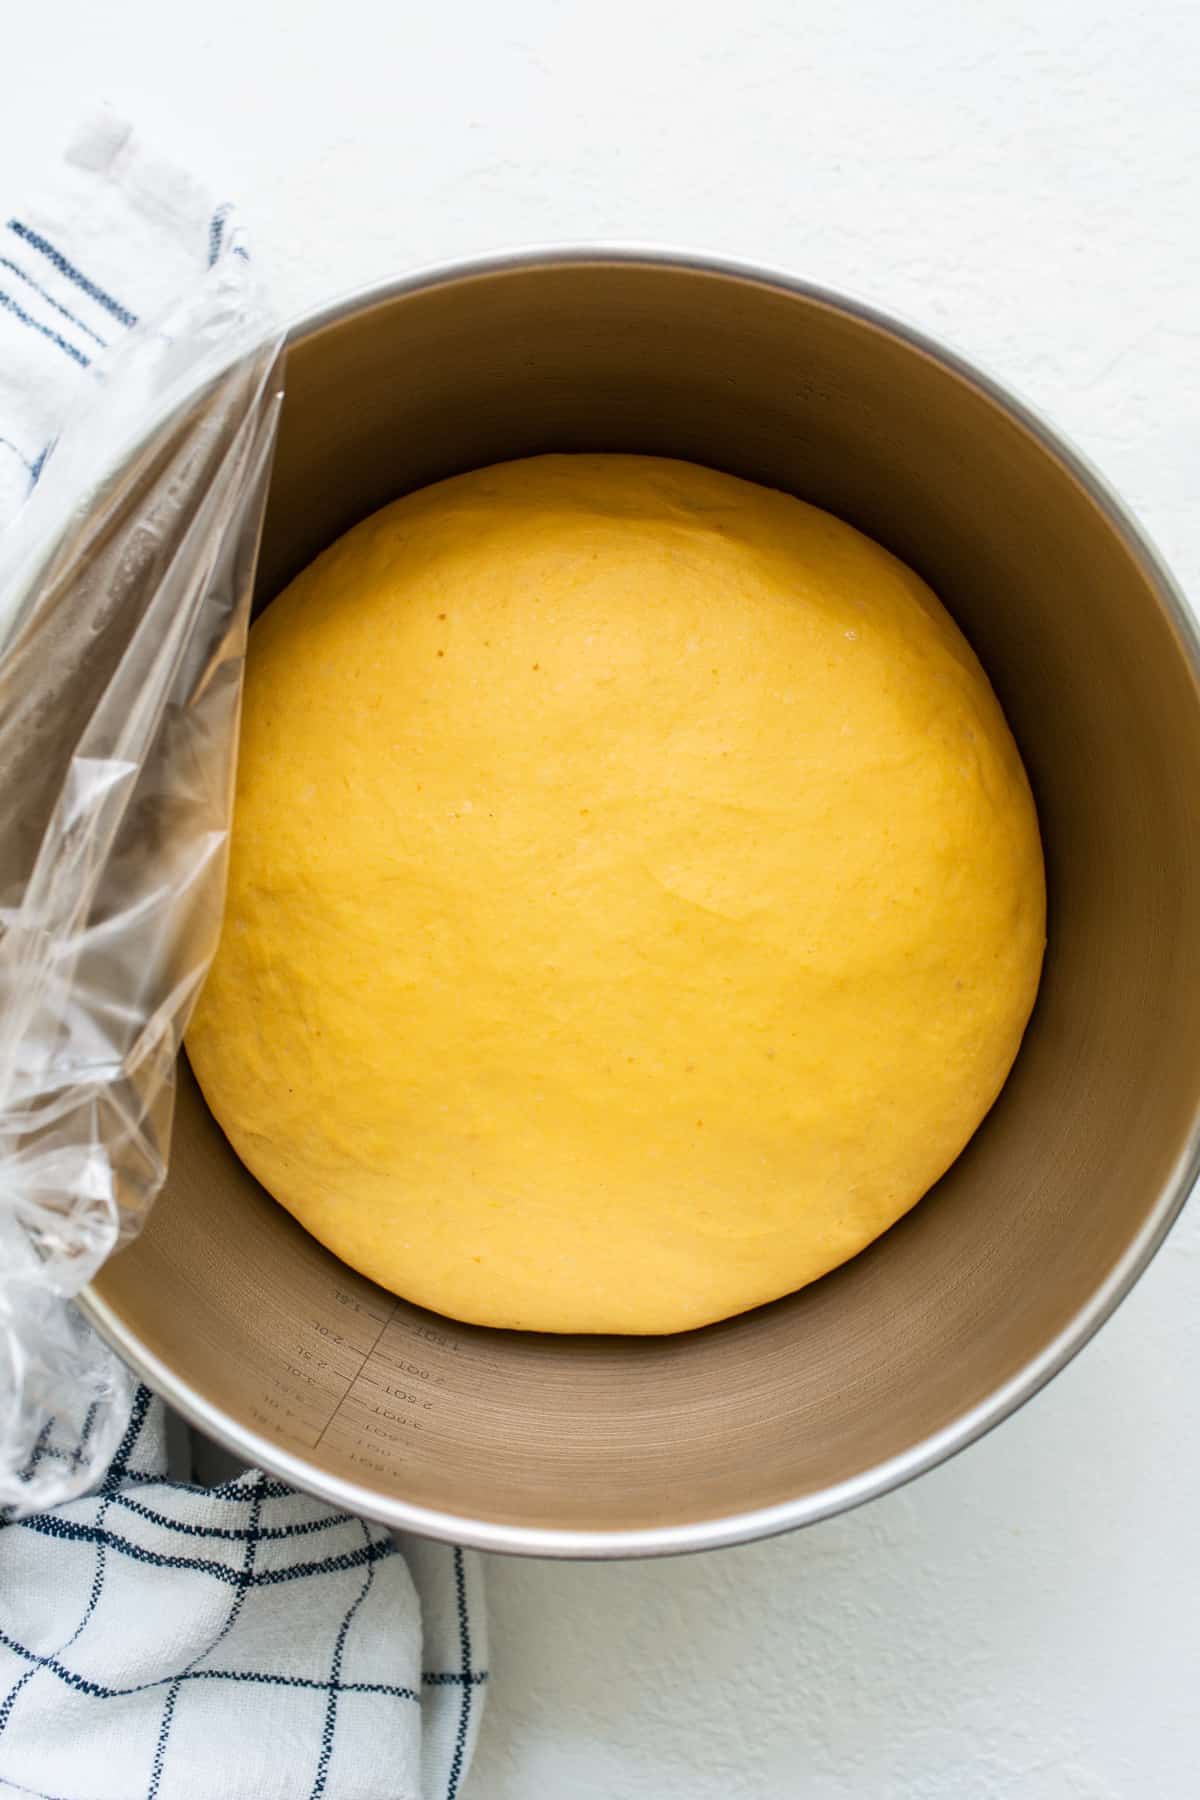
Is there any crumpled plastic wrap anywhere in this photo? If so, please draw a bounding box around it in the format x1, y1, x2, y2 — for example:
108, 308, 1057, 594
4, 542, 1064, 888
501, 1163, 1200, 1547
0, 239, 284, 1512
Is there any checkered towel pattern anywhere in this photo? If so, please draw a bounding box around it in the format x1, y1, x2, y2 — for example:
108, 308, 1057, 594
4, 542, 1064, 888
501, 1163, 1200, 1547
0, 1385, 488, 1799
0, 110, 235, 519
0, 116, 487, 1799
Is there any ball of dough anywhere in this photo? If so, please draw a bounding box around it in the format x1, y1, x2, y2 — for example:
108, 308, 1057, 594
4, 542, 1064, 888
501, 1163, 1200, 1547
187, 454, 1045, 1335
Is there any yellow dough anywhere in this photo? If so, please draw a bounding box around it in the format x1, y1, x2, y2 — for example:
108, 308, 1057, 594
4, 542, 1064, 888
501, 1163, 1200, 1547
187, 454, 1045, 1335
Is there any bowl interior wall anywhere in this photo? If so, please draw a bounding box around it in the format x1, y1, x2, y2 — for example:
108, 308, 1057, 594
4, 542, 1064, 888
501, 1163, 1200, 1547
92, 261, 1200, 1540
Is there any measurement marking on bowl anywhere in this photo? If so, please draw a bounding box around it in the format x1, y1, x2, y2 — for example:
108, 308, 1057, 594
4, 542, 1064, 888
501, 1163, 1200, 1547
309, 1299, 401, 1450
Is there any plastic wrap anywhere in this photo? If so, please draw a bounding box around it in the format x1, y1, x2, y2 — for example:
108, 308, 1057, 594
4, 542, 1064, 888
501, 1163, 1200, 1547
0, 240, 284, 1511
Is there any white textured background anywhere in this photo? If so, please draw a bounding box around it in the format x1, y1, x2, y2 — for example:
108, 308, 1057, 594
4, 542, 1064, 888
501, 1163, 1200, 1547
5, 4, 1199, 1795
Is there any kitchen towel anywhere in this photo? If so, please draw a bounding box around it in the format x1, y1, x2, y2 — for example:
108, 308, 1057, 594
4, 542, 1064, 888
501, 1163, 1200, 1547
0, 115, 487, 1800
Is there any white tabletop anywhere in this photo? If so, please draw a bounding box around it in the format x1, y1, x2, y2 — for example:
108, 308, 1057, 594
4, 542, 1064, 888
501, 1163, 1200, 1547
6, 5, 1199, 1794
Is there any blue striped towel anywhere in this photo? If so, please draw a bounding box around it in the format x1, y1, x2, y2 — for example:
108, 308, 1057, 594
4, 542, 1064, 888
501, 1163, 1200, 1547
0, 116, 487, 1800
0, 111, 229, 516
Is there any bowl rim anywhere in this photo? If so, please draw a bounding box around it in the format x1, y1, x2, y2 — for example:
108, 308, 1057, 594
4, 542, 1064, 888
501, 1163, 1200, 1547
82, 242, 1200, 1559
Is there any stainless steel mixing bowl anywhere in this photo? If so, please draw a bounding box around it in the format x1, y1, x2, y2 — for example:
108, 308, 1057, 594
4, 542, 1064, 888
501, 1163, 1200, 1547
82, 250, 1200, 1557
